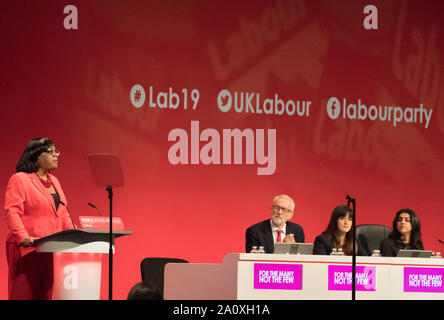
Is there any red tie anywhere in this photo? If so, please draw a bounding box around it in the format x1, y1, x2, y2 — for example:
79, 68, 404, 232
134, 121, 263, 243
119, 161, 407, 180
277, 230, 282, 243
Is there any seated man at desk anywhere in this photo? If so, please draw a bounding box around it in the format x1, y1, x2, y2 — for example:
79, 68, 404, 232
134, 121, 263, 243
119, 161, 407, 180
245, 194, 305, 253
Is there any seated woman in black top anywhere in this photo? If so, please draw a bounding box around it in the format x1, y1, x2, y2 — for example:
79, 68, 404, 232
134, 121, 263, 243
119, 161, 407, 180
313, 205, 367, 256
379, 208, 424, 257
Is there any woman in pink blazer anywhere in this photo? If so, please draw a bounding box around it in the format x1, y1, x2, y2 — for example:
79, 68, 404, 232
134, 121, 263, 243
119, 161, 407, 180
4, 138, 74, 300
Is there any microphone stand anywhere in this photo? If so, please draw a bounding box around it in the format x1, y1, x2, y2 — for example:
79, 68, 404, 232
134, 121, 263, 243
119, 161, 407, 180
347, 195, 356, 301
319, 163, 357, 300
88, 202, 103, 216
106, 185, 114, 301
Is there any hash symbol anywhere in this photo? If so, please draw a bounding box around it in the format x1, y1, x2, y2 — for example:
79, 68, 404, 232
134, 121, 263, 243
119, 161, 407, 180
134, 90, 141, 102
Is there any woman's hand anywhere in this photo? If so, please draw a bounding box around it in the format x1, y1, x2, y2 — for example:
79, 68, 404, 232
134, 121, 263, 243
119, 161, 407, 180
20, 237, 37, 247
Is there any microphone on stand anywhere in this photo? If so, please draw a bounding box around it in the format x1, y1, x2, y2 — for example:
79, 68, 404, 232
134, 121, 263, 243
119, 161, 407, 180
60, 200, 77, 229
88, 202, 102, 216
319, 162, 357, 301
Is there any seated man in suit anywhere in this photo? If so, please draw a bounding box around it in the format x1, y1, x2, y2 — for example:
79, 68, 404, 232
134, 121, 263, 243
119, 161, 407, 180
245, 194, 305, 253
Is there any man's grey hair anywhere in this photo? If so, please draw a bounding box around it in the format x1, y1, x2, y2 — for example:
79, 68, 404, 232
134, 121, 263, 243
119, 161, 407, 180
272, 194, 295, 212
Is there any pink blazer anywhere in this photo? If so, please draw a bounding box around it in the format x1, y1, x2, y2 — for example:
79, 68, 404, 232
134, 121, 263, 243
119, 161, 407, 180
4, 172, 74, 256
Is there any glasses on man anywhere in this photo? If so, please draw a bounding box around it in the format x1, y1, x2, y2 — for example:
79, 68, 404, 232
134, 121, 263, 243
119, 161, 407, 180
46, 149, 61, 157
271, 205, 292, 214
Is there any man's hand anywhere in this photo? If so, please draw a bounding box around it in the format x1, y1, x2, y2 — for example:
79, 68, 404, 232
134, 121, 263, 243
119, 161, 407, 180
283, 233, 296, 243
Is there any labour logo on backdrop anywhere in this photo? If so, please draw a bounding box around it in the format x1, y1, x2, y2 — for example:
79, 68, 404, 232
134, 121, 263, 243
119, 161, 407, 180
326, 97, 341, 119
217, 89, 232, 112
324, 96, 432, 128
130, 84, 146, 108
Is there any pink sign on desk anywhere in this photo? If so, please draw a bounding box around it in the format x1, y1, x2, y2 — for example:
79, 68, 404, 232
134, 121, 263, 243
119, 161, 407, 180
404, 267, 444, 293
254, 263, 303, 290
78, 216, 125, 230
328, 265, 376, 291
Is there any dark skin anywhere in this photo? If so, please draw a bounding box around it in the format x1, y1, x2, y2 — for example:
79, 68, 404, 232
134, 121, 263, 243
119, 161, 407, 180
20, 146, 59, 248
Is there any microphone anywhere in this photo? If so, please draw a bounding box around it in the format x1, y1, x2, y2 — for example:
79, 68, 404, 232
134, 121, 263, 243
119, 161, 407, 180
88, 202, 102, 216
60, 200, 77, 229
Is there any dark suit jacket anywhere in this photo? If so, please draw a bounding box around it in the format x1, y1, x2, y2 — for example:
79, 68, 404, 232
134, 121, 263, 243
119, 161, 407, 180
379, 236, 423, 257
245, 219, 305, 253
313, 233, 368, 256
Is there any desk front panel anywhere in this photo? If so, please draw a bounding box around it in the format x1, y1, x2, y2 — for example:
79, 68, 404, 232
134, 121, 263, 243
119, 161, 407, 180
235, 254, 444, 300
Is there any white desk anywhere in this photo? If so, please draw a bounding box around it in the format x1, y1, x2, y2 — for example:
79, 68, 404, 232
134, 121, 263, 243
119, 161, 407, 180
164, 253, 444, 300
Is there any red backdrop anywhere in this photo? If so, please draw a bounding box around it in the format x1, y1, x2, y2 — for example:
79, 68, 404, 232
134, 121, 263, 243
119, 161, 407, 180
1, 0, 444, 299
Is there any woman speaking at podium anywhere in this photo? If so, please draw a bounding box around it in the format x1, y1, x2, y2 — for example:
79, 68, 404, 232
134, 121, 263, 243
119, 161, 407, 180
4, 138, 74, 300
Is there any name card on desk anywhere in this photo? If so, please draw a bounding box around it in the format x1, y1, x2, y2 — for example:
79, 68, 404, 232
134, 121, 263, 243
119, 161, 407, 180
328, 265, 376, 291
254, 263, 302, 290
404, 267, 444, 293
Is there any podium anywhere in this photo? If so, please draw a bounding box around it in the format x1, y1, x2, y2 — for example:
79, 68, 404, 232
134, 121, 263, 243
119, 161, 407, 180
34, 229, 132, 300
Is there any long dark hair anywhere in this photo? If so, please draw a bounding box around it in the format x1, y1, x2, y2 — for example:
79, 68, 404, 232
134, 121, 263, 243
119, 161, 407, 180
16, 138, 55, 173
322, 205, 355, 254
389, 208, 424, 249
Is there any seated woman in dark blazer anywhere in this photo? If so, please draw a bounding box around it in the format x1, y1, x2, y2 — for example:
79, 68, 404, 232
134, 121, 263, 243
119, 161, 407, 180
313, 205, 367, 256
379, 208, 424, 257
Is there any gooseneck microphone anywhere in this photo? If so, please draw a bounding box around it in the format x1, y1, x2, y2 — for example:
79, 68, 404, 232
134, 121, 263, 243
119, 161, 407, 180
87, 202, 96, 208
60, 200, 77, 229
88, 202, 102, 216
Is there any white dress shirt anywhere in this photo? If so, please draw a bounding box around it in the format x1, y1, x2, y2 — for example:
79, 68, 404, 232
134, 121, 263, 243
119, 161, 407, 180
270, 220, 286, 244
